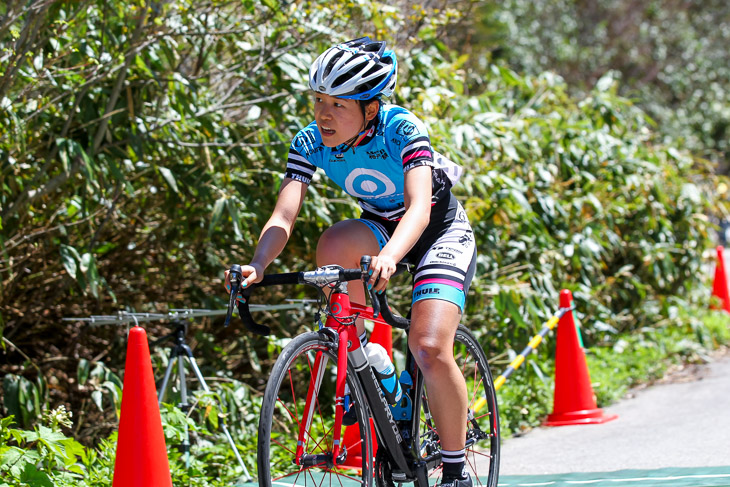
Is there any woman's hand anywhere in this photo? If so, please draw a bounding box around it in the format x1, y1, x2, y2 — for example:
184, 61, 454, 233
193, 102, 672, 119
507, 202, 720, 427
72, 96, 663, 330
224, 263, 265, 302
367, 253, 398, 294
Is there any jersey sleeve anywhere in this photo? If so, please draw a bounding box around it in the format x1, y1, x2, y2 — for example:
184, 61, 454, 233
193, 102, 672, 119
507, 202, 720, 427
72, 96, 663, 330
285, 148, 316, 184
284, 125, 320, 185
387, 111, 434, 173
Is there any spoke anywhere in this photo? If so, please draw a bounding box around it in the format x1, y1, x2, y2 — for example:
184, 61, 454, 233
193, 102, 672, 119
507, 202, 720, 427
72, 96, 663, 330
288, 368, 302, 423
272, 437, 297, 456
315, 394, 332, 451
278, 396, 302, 428
466, 448, 494, 459
334, 470, 346, 487
308, 465, 322, 487
307, 350, 334, 453
466, 452, 485, 486
474, 410, 491, 421
331, 468, 365, 485
276, 461, 365, 487
273, 466, 307, 483
343, 434, 363, 452
305, 421, 335, 454
428, 463, 444, 479
468, 367, 484, 407
272, 461, 329, 482
420, 415, 438, 434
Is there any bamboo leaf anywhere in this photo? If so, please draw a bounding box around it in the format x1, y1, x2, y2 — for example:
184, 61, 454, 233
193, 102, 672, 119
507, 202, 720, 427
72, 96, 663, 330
158, 166, 180, 193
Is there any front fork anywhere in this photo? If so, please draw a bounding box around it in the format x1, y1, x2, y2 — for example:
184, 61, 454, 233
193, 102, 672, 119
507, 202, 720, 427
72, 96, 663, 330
295, 286, 363, 466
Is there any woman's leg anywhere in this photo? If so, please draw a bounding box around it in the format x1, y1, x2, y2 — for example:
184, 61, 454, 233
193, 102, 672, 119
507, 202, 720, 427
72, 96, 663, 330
316, 219, 381, 335
408, 299, 468, 462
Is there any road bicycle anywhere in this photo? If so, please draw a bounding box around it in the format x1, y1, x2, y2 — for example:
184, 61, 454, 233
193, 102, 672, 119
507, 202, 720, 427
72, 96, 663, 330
225, 256, 500, 486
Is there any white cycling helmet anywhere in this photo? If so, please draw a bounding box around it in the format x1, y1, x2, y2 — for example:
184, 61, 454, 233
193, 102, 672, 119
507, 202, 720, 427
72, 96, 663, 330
309, 37, 397, 100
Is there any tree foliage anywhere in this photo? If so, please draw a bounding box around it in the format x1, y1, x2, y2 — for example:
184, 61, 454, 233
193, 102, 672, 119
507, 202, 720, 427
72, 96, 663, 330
472, 0, 730, 172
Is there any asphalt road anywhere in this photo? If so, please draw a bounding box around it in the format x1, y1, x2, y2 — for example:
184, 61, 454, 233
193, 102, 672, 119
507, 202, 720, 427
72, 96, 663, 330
496, 350, 730, 476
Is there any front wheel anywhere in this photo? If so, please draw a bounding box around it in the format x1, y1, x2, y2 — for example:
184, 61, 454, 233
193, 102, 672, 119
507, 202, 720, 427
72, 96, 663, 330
416, 324, 500, 487
257, 331, 374, 486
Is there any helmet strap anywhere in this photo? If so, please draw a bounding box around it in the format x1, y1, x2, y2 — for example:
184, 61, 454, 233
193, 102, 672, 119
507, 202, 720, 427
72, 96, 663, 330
340, 122, 375, 154
338, 101, 380, 154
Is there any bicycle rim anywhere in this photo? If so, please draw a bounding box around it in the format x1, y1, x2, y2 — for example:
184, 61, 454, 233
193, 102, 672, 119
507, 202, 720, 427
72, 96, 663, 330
417, 324, 500, 487
257, 331, 373, 486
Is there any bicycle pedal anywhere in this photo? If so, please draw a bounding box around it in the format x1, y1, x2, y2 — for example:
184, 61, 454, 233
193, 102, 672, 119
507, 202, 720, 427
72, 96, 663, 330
392, 471, 408, 482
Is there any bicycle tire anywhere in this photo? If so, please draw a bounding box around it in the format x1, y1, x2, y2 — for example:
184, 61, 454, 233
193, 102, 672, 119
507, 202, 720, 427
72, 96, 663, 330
257, 331, 374, 486
414, 324, 500, 487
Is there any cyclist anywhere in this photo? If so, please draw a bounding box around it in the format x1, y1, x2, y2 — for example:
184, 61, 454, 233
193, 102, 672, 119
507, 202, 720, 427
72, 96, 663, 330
226, 37, 476, 486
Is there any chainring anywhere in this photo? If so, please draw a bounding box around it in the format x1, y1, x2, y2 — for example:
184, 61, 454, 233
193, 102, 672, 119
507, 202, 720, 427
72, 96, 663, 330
374, 448, 397, 487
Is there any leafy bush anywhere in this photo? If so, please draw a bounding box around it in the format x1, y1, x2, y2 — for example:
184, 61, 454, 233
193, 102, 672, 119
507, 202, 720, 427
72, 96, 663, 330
0, 398, 256, 486
475, 0, 730, 169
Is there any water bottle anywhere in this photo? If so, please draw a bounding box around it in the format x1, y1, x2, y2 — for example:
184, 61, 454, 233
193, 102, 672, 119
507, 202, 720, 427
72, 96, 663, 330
365, 343, 402, 405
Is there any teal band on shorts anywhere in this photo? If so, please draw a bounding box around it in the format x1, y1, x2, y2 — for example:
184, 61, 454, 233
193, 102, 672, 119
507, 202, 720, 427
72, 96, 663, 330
412, 282, 466, 313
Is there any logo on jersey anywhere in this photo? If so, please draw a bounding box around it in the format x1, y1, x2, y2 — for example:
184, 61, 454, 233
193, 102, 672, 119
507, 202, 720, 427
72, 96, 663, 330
396, 120, 417, 136
436, 252, 455, 260
293, 131, 316, 149
345, 169, 396, 199
367, 149, 388, 160
459, 232, 473, 247
433, 246, 464, 255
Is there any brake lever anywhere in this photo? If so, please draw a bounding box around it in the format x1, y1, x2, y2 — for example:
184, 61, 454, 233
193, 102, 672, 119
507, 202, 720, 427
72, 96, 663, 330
360, 256, 381, 318
224, 264, 243, 327
223, 264, 271, 335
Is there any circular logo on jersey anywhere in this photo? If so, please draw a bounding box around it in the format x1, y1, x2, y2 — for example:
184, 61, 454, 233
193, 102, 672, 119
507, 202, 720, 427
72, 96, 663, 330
345, 169, 396, 198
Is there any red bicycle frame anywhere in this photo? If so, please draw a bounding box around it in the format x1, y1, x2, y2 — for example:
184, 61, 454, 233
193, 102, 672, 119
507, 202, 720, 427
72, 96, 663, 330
294, 284, 392, 466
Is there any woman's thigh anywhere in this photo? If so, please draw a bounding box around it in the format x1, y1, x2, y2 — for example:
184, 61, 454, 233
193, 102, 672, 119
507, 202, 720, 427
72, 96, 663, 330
411, 203, 476, 313
316, 219, 382, 267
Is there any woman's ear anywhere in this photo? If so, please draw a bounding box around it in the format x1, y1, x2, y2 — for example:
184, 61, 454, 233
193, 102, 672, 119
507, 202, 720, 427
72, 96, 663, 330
364, 99, 380, 122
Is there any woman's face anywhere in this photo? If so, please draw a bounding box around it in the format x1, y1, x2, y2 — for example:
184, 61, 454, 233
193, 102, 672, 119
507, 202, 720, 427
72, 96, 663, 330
313, 93, 366, 147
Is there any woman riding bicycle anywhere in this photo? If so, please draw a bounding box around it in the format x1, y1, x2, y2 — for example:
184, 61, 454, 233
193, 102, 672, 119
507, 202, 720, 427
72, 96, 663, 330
227, 37, 477, 487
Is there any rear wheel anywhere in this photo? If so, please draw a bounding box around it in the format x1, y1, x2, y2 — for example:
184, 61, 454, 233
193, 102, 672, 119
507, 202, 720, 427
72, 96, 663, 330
416, 324, 500, 486
258, 331, 373, 486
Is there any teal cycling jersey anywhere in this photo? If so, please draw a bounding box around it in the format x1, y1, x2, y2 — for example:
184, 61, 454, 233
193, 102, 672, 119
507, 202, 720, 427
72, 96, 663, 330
285, 104, 462, 221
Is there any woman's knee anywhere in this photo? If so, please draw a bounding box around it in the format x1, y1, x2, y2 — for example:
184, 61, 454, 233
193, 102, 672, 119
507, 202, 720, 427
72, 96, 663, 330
409, 334, 453, 372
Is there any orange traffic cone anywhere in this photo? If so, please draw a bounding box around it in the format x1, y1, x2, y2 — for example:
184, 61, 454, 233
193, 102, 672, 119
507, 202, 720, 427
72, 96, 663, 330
711, 246, 730, 313
544, 290, 618, 427
340, 320, 392, 469
113, 326, 172, 487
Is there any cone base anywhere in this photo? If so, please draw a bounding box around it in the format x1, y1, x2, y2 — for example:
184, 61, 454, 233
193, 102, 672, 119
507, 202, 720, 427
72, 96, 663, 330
337, 458, 364, 474
544, 408, 618, 427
